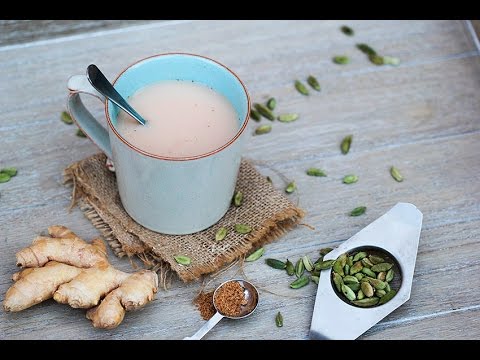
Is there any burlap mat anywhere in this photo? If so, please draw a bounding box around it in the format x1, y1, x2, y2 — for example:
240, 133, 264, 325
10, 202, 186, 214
64, 153, 304, 282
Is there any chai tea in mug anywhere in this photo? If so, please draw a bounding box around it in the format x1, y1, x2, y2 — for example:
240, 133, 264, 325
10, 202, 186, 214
116, 80, 239, 157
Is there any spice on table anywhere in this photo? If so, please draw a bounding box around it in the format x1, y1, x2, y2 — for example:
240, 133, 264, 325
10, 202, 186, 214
214, 281, 248, 317
343, 174, 358, 184
250, 109, 261, 121
275, 311, 283, 327
245, 247, 264, 262
233, 190, 243, 207
194, 291, 216, 320
215, 227, 228, 241
333, 56, 350, 65
61, 111, 74, 125
294, 80, 309, 96
76, 129, 87, 138
356, 43, 377, 56
390, 166, 404, 182
306, 168, 327, 177
285, 181, 296, 194
235, 224, 252, 235
174, 255, 191, 265
340, 25, 354, 36
255, 124, 272, 135
340, 135, 352, 154
277, 113, 299, 123
254, 103, 275, 121
267, 98, 277, 111
307, 75, 321, 91
350, 206, 366, 216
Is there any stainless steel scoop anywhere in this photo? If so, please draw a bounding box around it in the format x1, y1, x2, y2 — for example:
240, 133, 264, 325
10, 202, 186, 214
309, 202, 423, 340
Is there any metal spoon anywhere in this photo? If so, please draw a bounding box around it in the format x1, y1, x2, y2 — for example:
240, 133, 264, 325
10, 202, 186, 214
184, 279, 259, 340
86, 64, 147, 126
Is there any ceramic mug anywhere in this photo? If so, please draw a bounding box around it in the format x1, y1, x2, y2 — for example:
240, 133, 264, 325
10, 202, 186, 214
67, 53, 250, 235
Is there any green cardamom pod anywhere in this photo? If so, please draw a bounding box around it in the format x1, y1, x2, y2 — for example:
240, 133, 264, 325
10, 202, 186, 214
266, 176, 272, 184
343, 174, 358, 184
277, 113, 299, 123
0, 167, 17, 177
353, 252, 367, 262
286, 259, 295, 276
250, 109, 261, 121
361, 281, 375, 298
254, 103, 275, 121
340, 25, 354, 36
366, 278, 387, 290
314, 256, 324, 264
347, 256, 353, 267
294, 80, 309, 95
314, 259, 335, 271
369, 54, 384, 65
290, 275, 310, 289
356, 43, 376, 56
235, 224, 252, 234
378, 290, 397, 305
377, 272, 386, 281
255, 124, 272, 135
295, 258, 305, 278
0, 173, 11, 183
383, 56, 400, 66
347, 282, 360, 292
350, 206, 366, 216
390, 166, 404, 182
386, 269, 394, 283
319, 247, 333, 256
266, 258, 287, 270
233, 191, 243, 207
343, 275, 359, 284
311, 269, 320, 277
302, 255, 314, 272
275, 311, 283, 327
371, 263, 393, 272
362, 267, 376, 278
352, 297, 379, 307
307, 75, 321, 91
245, 247, 264, 262
333, 255, 346, 276
357, 289, 365, 300
76, 129, 87, 138
311, 275, 320, 285
174, 255, 191, 266
368, 255, 384, 264
376, 289, 387, 297
344, 264, 350, 276
350, 261, 363, 275
61, 111, 74, 125
332, 272, 344, 292
342, 284, 356, 301
333, 56, 350, 65
306, 167, 327, 177
285, 181, 296, 194
267, 98, 277, 111
362, 258, 374, 268
355, 273, 364, 280
340, 135, 352, 155
385, 283, 391, 293
215, 227, 228, 241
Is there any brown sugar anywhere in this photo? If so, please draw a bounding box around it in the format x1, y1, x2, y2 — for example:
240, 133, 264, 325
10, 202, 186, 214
194, 290, 216, 320
213, 281, 247, 317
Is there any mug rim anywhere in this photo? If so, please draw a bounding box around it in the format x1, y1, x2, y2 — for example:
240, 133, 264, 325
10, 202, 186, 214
104, 52, 251, 161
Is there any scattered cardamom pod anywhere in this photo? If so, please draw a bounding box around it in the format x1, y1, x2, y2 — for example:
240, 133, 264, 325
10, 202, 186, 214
311, 275, 320, 285
255, 124, 272, 135
332, 272, 344, 292
342, 284, 356, 301
245, 247, 264, 262
370, 263, 393, 273
267, 98, 277, 111
343, 174, 358, 184
285, 181, 296, 194
235, 224, 252, 234
250, 109, 261, 121
174, 255, 191, 266
333, 56, 350, 65
302, 255, 314, 272
233, 191, 243, 207
353, 252, 367, 262
275, 311, 283, 327
369, 54, 384, 65
376, 289, 387, 298
350, 261, 363, 275
306, 167, 327, 177
383, 56, 400, 66
362, 267, 376, 278
378, 290, 397, 305
76, 129, 87, 138
343, 275, 359, 284
315, 259, 335, 271
266, 176, 272, 184
0, 173, 11, 183
377, 271, 386, 281
254, 103, 275, 121
215, 227, 228, 241
340, 25, 354, 36
266, 258, 287, 270
361, 281, 375, 297
286, 259, 295, 276
319, 247, 334, 256
61, 111, 74, 125
340, 135, 352, 154
295, 258, 305, 278
352, 297, 379, 307
350, 206, 366, 216
307, 75, 321, 91
277, 113, 299, 123
290, 275, 310, 289
390, 166, 404, 182
369, 255, 384, 264
294, 80, 309, 96
0, 167, 17, 177
356, 43, 377, 56
386, 269, 394, 283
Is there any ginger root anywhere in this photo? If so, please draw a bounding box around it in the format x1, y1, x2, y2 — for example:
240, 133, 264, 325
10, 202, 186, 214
3, 226, 158, 329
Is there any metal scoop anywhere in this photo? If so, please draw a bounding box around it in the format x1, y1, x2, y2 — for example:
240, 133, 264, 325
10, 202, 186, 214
184, 279, 259, 340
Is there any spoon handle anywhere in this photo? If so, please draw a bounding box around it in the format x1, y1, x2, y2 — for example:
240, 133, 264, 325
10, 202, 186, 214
183, 312, 224, 340
87, 64, 146, 125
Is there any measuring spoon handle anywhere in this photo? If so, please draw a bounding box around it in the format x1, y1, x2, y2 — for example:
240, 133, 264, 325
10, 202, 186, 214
183, 312, 224, 340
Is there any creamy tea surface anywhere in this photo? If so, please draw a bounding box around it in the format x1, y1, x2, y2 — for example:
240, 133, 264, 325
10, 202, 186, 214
117, 80, 239, 157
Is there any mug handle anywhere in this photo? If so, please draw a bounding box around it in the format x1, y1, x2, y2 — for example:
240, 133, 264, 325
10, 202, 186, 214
67, 75, 113, 158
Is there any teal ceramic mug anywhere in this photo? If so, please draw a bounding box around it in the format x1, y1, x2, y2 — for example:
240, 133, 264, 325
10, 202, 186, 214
67, 53, 250, 235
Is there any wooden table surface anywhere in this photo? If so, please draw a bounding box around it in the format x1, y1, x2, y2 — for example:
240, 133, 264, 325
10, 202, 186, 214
1, 20, 479, 340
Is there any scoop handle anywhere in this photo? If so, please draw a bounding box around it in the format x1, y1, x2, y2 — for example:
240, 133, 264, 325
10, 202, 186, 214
183, 312, 224, 340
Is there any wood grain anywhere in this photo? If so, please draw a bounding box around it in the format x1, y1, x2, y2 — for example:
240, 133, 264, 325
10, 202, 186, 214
0, 20, 479, 340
